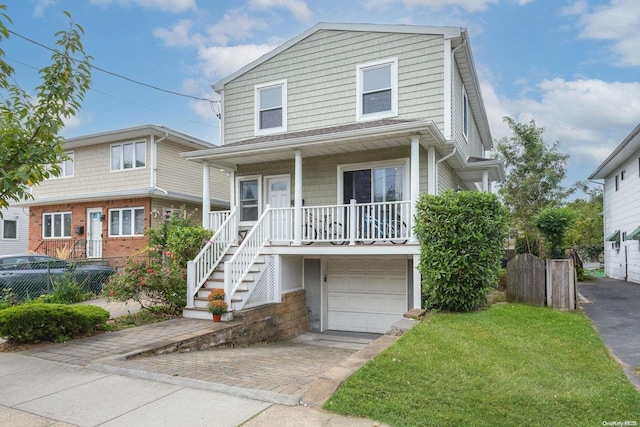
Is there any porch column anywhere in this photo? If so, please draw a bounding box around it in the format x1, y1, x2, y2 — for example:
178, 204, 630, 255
293, 150, 302, 245
482, 171, 489, 192
410, 136, 420, 244
427, 146, 436, 195
202, 162, 210, 229
413, 255, 421, 309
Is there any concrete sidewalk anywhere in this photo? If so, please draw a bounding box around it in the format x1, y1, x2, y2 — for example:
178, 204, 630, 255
0, 298, 400, 426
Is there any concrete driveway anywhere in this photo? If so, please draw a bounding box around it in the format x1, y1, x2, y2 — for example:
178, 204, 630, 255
579, 277, 640, 390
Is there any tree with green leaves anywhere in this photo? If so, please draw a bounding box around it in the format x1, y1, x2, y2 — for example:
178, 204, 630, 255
534, 206, 576, 259
495, 117, 573, 254
0, 6, 92, 211
565, 185, 604, 262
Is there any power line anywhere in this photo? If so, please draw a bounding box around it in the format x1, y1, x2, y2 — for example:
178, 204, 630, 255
6, 29, 220, 104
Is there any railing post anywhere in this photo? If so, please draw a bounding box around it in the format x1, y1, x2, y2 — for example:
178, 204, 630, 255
186, 261, 196, 308
349, 199, 357, 246
224, 260, 232, 308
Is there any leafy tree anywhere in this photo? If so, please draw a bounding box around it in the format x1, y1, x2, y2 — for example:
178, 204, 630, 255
495, 118, 573, 252
534, 206, 576, 259
565, 184, 604, 262
0, 7, 92, 210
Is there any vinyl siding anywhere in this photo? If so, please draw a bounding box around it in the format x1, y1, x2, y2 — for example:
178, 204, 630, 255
0, 207, 29, 255
602, 151, 640, 282
437, 160, 465, 194
223, 30, 445, 144
155, 140, 229, 205
31, 138, 150, 198
236, 147, 411, 206
452, 65, 483, 161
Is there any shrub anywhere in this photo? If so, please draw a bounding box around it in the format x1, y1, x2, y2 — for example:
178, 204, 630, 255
103, 255, 186, 314
207, 299, 228, 315
40, 275, 95, 304
0, 303, 109, 343
414, 190, 508, 312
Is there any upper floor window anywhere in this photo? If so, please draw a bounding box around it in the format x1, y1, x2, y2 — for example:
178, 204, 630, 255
462, 86, 469, 141
615, 174, 619, 191
111, 141, 146, 171
109, 207, 145, 237
255, 80, 287, 135
2, 219, 17, 239
356, 58, 398, 121
47, 151, 74, 179
43, 212, 71, 239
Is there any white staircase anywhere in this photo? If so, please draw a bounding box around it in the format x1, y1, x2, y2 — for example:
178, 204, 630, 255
182, 247, 267, 320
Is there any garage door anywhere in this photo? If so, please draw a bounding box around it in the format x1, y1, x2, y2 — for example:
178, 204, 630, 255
327, 257, 406, 334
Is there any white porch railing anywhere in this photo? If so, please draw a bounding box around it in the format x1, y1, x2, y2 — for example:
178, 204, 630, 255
224, 205, 273, 310
301, 200, 411, 245
210, 210, 232, 231
269, 207, 294, 242
186, 209, 237, 308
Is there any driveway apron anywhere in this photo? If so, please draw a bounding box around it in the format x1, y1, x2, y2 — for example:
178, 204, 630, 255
579, 277, 640, 389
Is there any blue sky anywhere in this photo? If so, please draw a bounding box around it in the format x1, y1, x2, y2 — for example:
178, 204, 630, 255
6, 0, 640, 195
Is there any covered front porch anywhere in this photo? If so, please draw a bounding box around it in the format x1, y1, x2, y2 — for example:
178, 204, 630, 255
181, 119, 502, 319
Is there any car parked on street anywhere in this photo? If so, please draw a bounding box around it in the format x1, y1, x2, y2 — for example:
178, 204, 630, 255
0, 254, 115, 301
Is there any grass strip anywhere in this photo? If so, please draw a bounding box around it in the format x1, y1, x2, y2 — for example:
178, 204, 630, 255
325, 304, 640, 427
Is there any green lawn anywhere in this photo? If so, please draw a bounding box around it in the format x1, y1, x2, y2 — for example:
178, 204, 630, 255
325, 304, 640, 427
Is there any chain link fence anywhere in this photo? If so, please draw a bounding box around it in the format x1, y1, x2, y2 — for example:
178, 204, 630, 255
0, 257, 123, 303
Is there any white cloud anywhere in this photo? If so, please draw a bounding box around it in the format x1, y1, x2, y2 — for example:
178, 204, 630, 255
574, 0, 640, 67
488, 77, 640, 164
33, 0, 56, 17
559, 0, 588, 16
90, 0, 196, 13
197, 44, 277, 78
249, 0, 312, 21
365, 0, 500, 12
205, 9, 269, 45
153, 19, 196, 47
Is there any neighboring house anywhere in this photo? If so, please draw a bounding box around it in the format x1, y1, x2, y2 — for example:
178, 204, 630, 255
19, 125, 229, 267
0, 206, 29, 256
589, 123, 640, 283
181, 23, 504, 334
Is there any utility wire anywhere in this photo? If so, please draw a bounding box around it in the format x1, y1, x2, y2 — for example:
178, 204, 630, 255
7, 28, 220, 104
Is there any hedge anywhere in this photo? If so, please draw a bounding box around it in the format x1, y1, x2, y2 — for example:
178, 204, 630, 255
0, 303, 109, 343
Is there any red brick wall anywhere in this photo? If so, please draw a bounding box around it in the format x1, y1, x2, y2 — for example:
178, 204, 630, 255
29, 197, 153, 267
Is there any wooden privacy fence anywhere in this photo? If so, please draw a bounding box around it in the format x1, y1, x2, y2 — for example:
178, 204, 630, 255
506, 253, 576, 310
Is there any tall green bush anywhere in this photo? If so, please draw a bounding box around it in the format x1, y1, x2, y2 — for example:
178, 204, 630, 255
414, 190, 508, 312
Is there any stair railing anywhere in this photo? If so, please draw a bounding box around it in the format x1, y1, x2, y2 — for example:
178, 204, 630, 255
186, 209, 237, 308
224, 205, 271, 310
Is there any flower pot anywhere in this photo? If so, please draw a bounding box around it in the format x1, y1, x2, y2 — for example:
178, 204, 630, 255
212, 314, 222, 322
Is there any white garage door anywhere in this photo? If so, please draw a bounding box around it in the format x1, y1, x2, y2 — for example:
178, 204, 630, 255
327, 257, 407, 334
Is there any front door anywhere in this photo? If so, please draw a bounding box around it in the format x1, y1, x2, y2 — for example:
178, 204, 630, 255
266, 175, 291, 241
86, 209, 103, 258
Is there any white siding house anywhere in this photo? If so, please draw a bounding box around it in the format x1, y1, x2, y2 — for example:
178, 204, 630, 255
181, 23, 504, 333
0, 207, 29, 256
589, 123, 640, 282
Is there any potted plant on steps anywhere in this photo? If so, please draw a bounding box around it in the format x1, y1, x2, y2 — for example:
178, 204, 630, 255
207, 289, 228, 322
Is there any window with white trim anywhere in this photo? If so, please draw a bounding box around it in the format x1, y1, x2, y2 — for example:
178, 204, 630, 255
109, 207, 145, 237
239, 178, 260, 223
462, 86, 469, 141
111, 141, 146, 171
255, 80, 287, 135
46, 151, 74, 179
43, 212, 71, 238
2, 219, 17, 239
356, 58, 398, 121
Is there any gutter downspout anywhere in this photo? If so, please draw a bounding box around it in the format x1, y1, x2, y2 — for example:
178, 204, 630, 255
434, 147, 457, 195
151, 133, 169, 195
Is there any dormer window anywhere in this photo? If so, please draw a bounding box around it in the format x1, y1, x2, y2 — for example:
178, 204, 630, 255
356, 58, 398, 121
255, 80, 287, 135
